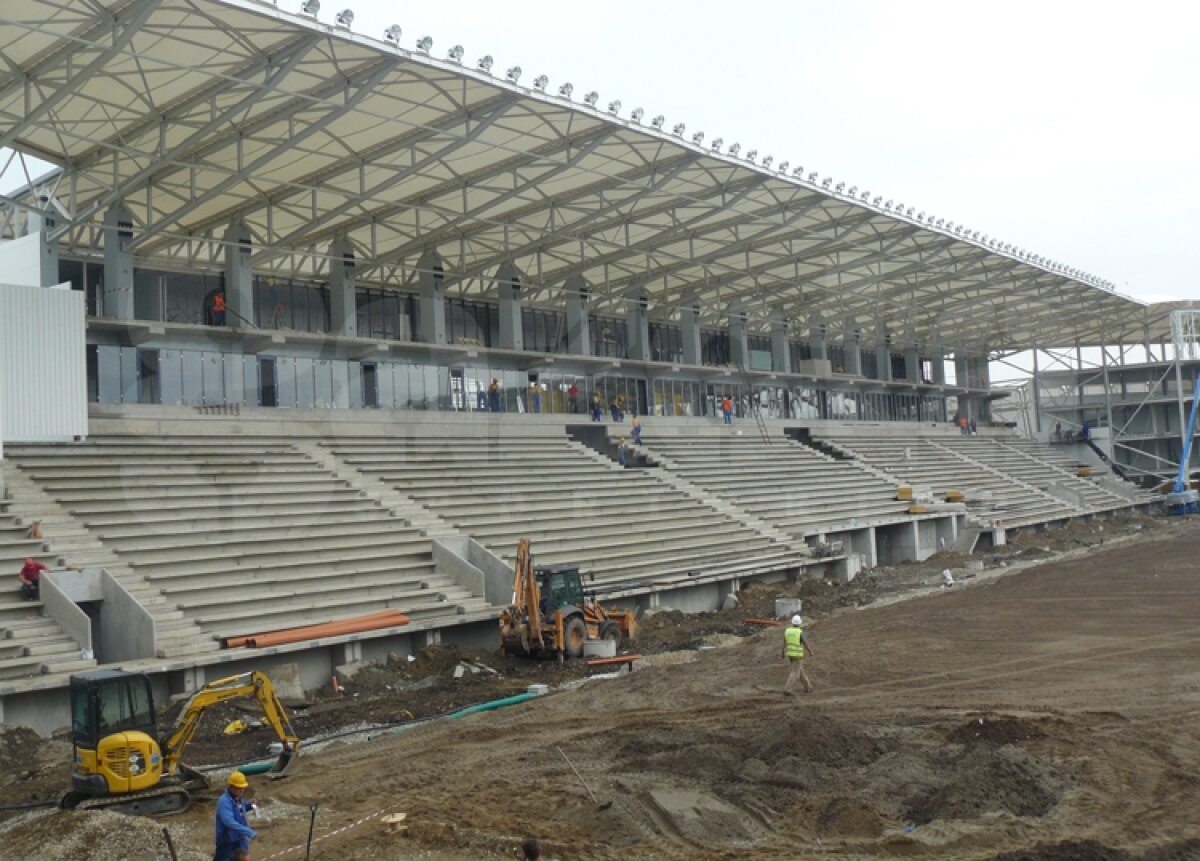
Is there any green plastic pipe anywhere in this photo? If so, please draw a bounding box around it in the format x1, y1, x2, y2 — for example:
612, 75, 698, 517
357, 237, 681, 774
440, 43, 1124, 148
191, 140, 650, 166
228, 691, 541, 771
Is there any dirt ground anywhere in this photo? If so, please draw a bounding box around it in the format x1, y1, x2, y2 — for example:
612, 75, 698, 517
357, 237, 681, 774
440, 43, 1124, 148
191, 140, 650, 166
3, 511, 1199, 860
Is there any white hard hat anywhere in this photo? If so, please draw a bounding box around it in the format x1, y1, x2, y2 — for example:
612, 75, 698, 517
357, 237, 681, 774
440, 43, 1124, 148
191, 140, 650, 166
791, 614, 803, 627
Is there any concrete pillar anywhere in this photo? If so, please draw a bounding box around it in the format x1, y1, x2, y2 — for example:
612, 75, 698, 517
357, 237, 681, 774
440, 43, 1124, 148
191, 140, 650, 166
564, 275, 590, 356
495, 261, 523, 350
770, 315, 791, 374
222, 221, 254, 327
842, 318, 862, 376
417, 249, 446, 345
930, 333, 946, 385
24, 210, 60, 287
102, 204, 135, 320
874, 321, 892, 381
328, 238, 357, 337
809, 313, 828, 362
626, 293, 650, 362
904, 341, 920, 382
728, 308, 749, 368
954, 354, 970, 389
680, 303, 702, 366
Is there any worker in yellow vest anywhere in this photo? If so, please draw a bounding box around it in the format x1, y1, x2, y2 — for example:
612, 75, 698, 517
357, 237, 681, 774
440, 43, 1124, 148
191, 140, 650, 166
780, 614, 814, 694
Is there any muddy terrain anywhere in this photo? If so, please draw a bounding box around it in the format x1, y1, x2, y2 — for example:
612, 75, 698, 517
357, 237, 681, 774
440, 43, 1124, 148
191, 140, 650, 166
3, 512, 1198, 860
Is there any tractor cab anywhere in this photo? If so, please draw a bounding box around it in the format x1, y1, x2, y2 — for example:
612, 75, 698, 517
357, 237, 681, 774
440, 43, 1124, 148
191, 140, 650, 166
535, 564, 585, 618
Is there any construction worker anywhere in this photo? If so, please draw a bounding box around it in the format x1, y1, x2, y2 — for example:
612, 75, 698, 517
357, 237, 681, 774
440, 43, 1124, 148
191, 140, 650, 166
211, 292, 226, 326
721, 395, 733, 424
780, 614, 814, 695
214, 771, 257, 861
18, 557, 47, 601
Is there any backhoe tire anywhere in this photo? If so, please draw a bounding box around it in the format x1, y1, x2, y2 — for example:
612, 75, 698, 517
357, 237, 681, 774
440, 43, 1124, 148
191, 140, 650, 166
599, 621, 622, 648
564, 616, 587, 659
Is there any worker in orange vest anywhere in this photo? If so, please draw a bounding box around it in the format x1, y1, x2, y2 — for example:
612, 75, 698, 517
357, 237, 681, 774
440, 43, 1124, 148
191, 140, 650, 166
212, 292, 226, 326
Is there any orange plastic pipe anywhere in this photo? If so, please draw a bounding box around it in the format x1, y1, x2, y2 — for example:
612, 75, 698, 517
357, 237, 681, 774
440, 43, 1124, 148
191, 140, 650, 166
585, 654, 642, 668
222, 610, 403, 648
223, 610, 411, 649
744, 618, 783, 627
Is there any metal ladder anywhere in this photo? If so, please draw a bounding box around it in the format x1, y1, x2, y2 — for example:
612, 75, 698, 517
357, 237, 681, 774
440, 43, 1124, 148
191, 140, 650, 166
736, 362, 771, 445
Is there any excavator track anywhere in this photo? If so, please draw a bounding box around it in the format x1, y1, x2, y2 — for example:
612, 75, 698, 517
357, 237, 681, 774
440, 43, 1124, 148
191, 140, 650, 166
62, 784, 191, 817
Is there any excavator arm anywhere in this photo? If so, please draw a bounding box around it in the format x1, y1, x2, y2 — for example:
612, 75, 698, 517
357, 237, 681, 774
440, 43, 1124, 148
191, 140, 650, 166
161, 671, 300, 779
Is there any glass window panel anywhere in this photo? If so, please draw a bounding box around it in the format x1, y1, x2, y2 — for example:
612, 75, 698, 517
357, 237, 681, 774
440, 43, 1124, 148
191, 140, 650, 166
180, 350, 203, 404
274, 356, 296, 407
201, 352, 225, 405
295, 358, 315, 407
314, 359, 333, 408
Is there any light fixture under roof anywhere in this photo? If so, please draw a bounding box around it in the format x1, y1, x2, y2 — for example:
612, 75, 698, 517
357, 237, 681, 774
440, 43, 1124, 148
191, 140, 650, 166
651, 115, 665, 128
728, 142, 741, 156
630, 107, 644, 122
692, 130, 704, 144
299, 0, 319, 17
672, 122, 686, 136
415, 35, 433, 53
558, 82, 573, 98
808, 171, 818, 181
447, 44, 464, 62
608, 99, 622, 114
506, 65, 522, 83
762, 155, 773, 168
792, 166, 804, 177
383, 25, 401, 44
334, 8, 353, 27
778, 160, 789, 172
533, 74, 548, 91
583, 91, 599, 106
477, 54, 493, 73
746, 149, 757, 162
711, 138, 723, 151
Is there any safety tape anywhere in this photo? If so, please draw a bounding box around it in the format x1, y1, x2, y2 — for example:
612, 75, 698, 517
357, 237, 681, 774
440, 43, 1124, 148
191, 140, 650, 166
260, 805, 400, 860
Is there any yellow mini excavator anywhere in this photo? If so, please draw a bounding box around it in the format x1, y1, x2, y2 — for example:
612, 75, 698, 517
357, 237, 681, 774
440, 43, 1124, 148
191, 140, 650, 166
61, 669, 300, 816
499, 538, 637, 660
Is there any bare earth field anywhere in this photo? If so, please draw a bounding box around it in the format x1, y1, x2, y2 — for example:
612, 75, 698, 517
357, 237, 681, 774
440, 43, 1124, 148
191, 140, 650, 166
3, 513, 1199, 860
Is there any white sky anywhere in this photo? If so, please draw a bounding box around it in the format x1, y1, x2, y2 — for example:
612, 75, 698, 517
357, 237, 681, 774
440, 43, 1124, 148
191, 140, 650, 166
5, 0, 1199, 305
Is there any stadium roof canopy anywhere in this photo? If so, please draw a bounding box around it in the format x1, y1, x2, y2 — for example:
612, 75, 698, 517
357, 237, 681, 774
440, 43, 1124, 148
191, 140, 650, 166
0, 0, 1163, 353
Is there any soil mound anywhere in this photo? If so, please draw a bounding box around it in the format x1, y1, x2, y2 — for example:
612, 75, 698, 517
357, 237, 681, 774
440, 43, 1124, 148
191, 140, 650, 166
817, 796, 887, 838
989, 840, 1131, 861
752, 709, 887, 768
947, 714, 1049, 746
905, 744, 1067, 825
1, 810, 208, 861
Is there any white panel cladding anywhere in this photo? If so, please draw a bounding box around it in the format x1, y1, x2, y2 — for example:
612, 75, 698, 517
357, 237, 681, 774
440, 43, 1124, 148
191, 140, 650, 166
0, 282, 88, 449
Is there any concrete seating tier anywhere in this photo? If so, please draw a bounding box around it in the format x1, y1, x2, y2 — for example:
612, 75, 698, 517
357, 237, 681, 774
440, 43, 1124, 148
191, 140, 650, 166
936, 436, 1132, 511
642, 435, 914, 537
0, 513, 96, 679
4, 437, 492, 643
814, 432, 1084, 526
323, 435, 801, 590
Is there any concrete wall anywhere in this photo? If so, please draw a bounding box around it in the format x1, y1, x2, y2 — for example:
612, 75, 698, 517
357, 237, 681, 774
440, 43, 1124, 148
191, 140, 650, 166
40, 571, 94, 652
99, 569, 158, 663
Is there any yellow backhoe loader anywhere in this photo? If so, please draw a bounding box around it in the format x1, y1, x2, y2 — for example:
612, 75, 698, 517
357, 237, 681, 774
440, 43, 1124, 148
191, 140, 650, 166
499, 538, 637, 660
61, 669, 300, 816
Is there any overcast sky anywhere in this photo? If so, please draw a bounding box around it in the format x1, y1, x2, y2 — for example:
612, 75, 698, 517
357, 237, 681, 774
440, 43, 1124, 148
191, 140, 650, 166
322, 0, 1200, 305
6, 0, 1198, 305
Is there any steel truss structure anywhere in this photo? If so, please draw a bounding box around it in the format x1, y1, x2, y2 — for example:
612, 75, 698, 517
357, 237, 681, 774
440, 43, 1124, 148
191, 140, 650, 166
0, 0, 1166, 356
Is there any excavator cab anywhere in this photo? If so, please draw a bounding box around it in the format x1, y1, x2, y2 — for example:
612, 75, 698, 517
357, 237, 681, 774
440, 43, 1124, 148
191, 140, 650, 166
68, 670, 169, 804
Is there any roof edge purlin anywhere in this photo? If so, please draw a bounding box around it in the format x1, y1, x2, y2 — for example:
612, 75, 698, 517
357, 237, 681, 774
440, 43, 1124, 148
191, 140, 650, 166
0, 0, 1144, 354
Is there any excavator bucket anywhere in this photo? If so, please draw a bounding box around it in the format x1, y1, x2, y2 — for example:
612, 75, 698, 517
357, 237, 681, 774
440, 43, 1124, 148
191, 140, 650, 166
267, 746, 300, 780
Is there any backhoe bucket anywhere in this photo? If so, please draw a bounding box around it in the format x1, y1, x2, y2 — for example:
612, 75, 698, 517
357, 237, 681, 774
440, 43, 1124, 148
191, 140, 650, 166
267, 746, 299, 780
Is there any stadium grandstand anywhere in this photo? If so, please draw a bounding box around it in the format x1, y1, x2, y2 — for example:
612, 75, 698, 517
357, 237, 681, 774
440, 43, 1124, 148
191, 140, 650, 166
0, 0, 1164, 732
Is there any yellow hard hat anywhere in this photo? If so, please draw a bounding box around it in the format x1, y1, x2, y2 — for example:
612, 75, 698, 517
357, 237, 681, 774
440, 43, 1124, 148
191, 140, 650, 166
227, 771, 249, 788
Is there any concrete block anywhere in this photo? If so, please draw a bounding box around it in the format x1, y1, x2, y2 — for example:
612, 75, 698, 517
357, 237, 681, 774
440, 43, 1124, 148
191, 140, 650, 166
333, 660, 372, 688
775, 598, 803, 619
265, 662, 305, 701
